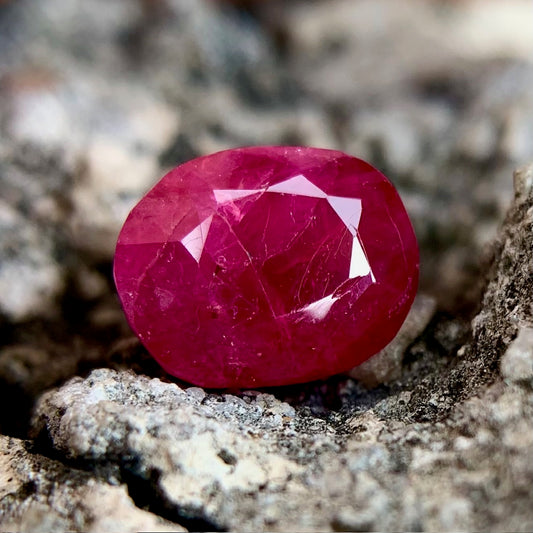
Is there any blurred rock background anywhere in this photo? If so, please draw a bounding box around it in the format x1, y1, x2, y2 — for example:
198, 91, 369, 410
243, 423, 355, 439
0, 1, 532, 531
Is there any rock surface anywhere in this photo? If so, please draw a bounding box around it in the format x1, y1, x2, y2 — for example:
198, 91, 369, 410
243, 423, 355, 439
1, 0, 533, 531
1, 0, 532, 320
0, 435, 183, 532
349, 293, 437, 386
501, 327, 533, 383
28, 163, 533, 531
29, 165, 533, 530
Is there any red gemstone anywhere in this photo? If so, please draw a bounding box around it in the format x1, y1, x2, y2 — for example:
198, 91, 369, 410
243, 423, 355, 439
114, 147, 419, 388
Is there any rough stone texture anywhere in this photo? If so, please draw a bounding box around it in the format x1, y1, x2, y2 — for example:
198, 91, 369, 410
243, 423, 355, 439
0, 435, 183, 532
283, 0, 533, 307
349, 293, 437, 386
0, 145, 71, 321
0, 198, 63, 321
501, 327, 533, 383
1, 1, 533, 531
27, 163, 533, 532
1, 0, 532, 321
471, 163, 533, 380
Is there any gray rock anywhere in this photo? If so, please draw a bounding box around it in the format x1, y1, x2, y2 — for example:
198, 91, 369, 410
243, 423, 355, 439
2, 0, 533, 530
29, 163, 533, 531
30, 365, 533, 531
2, 0, 532, 315
4, 77, 180, 259
349, 293, 436, 386
0, 435, 183, 532
501, 327, 533, 383
286, 0, 533, 102
472, 163, 533, 373
0, 198, 64, 321
0, 142, 74, 320
283, 0, 533, 306
31, 369, 305, 530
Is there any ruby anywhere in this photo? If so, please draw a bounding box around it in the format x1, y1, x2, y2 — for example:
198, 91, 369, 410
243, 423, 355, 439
114, 147, 419, 388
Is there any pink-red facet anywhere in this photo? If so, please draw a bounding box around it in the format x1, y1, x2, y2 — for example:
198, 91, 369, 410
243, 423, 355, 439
114, 146, 419, 388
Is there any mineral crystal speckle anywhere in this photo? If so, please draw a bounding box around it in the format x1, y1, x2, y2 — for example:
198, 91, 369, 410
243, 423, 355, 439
114, 146, 419, 387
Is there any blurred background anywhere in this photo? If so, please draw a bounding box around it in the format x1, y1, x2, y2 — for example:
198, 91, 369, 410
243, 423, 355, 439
0, 0, 532, 429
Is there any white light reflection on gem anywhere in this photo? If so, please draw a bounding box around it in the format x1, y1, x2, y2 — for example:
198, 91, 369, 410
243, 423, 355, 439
213, 189, 261, 203
181, 215, 213, 262
182, 175, 375, 303
301, 293, 339, 320
266, 174, 327, 198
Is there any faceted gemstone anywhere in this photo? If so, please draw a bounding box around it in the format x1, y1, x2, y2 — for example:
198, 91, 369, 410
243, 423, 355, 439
114, 147, 419, 388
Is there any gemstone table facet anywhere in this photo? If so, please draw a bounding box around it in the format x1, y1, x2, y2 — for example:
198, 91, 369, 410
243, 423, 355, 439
114, 146, 419, 387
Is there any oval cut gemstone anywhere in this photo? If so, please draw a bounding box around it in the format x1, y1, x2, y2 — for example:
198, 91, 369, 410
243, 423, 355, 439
114, 147, 419, 388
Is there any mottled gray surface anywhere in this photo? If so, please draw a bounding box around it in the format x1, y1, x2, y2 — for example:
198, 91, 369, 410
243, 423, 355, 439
26, 164, 533, 531
349, 293, 437, 386
1, 0, 533, 531
0, 435, 183, 532
1, 0, 532, 318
